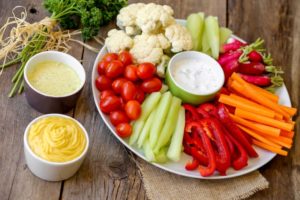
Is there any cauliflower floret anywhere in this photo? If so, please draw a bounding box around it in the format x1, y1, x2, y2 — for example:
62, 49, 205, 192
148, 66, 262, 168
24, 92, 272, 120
136, 3, 175, 34
105, 29, 134, 53
130, 33, 170, 64
116, 3, 145, 36
165, 24, 193, 52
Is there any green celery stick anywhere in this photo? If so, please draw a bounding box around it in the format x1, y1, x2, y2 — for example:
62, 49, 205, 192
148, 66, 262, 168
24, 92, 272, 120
186, 12, 205, 51
143, 139, 156, 162
220, 27, 232, 45
205, 16, 220, 59
155, 147, 168, 163
137, 108, 156, 148
154, 96, 182, 153
167, 107, 186, 162
149, 92, 172, 148
129, 92, 161, 145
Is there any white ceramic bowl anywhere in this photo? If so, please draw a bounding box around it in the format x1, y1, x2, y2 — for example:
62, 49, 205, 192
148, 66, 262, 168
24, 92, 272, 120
24, 114, 89, 181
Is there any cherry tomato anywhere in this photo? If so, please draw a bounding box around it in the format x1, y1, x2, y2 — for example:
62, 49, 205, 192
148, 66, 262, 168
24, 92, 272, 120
141, 77, 162, 93
124, 100, 141, 120
100, 95, 121, 114
112, 78, 128, 94
137, 62, 156, 80
103, 53, 118, 62
121, 81, 137, 102
135, 87, 145, 103
109, 110, 130, 126
100, 90, 115, 100
118, 51, 133, 66
95, 75, 112, 91
124, 65, 138, 81
105, 60, 124, 78
97, 60, 109, 75
116, 123, 132, 138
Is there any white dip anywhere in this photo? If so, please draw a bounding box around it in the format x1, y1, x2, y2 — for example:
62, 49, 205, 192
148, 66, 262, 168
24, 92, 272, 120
172, 58, 222, 94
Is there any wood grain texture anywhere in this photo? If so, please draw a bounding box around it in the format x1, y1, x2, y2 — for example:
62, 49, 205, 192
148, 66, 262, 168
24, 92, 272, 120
228, 0, 299, 199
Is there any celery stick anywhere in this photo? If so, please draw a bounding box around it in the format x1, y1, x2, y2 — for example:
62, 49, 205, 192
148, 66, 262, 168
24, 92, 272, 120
220, 27, 232, 45
154, 96, 181, 153
143, 139, 156, 162
155, 147, 168, 163
129, 92, 161, 145
149, 92, 172, 148
205, 16, 220, 59
202, 28, 210, 53
167, 107, 185, 162
186, 12, 204, 51
137, 109, 156, 148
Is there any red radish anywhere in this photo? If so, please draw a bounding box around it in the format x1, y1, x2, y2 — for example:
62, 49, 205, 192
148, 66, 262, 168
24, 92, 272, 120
248, 51, 262, 62
218, 50, 242, 67
221, 39, 246, 53
238, 62, 265, 75
239, 74, 271, 86
223, 60, 239, 82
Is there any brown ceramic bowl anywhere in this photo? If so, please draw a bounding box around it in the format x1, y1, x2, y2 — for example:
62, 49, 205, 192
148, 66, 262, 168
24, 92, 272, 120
24, 51, 86, 113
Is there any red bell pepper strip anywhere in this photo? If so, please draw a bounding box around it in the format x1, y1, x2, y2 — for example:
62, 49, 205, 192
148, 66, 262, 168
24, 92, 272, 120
185, 158, 200, 170
196, 107, 210, 118
224, 133, 235, 156
183, 104, 200, 121
217, 104, 258, 158
197, 103, 218, 118
190, 147, 208, 166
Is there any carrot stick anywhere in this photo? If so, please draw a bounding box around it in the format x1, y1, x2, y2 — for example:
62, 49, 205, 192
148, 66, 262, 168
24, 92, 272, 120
229, 114, 280, 137
280, 131, 294, 138
237, 125, 282, 149
229, 93, 283, 119
260, 134, 293, 148
220, 94, 276, 118
253, 139, 288, 156
235, 108, 294, 131
231, 73, 290, 119
279, 105, 297, 116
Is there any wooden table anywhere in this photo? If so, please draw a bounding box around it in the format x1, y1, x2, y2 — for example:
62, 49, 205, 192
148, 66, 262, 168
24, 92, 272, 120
0, 0, 299, 199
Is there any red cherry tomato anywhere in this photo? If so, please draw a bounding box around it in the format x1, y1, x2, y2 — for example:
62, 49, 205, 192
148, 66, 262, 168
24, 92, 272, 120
141, 77, 162, 93
121, 81, 137, 102
103, 53, 118, 62
100, 90, 115, 100
100, 96, 121, 114
95, 75, 112, 91
105, 60, 124, 78
124, 65, 138, 81
124, 100, 141, 120
109, 110, 130, 126
97, 60, 109, 75
112, 78, 128, 94
118, 51, 133, 66
116, 123, 132, 138
137, 62, 156, 80
135, 87, 145, 103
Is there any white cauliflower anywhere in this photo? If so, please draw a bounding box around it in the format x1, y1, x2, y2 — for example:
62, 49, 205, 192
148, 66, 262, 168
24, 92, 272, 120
130, 33, 170, 64
136, 3, 175, 34
116, 3, 145, 36
105, 29, 134, 53
165, 24, 193, 52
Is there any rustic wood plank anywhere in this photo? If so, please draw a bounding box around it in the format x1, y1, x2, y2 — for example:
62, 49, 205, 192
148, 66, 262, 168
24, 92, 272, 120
228, 0, 299, 199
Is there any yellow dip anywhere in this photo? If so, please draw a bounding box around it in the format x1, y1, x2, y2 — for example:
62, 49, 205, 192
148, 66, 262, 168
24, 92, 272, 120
28, 116, 86, 162
27, 61, 81, 96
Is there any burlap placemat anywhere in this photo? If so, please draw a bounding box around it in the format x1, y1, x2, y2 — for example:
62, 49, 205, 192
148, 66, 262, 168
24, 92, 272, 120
138, 160, 269, 200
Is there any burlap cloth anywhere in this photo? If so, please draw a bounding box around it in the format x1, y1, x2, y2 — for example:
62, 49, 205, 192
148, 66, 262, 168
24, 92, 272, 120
137, 160, 269, 200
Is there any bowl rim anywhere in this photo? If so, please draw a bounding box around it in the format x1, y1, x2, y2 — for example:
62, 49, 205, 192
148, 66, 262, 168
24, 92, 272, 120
24, 113, 89, 166
23, 51, 86, 98
167, 51, 225, 96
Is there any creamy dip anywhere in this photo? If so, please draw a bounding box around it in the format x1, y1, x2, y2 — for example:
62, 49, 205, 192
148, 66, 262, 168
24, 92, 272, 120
27, 61, 81, 96
28, 116, 86, 163
172, 58, 223, 94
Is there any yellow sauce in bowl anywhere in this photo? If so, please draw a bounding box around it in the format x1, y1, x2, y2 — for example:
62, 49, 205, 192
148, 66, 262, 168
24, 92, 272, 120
28, 116, 86, 163
27, 61, 81, 96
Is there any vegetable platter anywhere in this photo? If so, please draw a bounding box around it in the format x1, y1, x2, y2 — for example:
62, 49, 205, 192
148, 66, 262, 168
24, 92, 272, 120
92, 18, 294, 179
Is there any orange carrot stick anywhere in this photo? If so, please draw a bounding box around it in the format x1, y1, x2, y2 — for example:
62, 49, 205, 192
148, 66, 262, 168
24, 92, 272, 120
280, 131, 294, 138
220, 94, 276, 118
231, 73, 290, 119
253, 139, 288, 156
237, 125, 282, 149
279, 105, 297, 116
235, 108, 294, 131
260, 134, 293, 148
229, 114, 280, 137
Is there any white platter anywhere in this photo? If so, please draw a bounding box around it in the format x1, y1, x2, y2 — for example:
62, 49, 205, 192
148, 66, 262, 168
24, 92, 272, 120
91, 20, 291, 179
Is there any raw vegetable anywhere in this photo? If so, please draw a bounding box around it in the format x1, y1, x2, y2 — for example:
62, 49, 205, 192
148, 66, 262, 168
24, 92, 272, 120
219, 27, 233, 46
204, 16, 220, 59
137, 109, 156, 148
253, 140, 287, 156
238, 62, 265, 75
186, 12, 204, 51
239, 74, 271, 87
